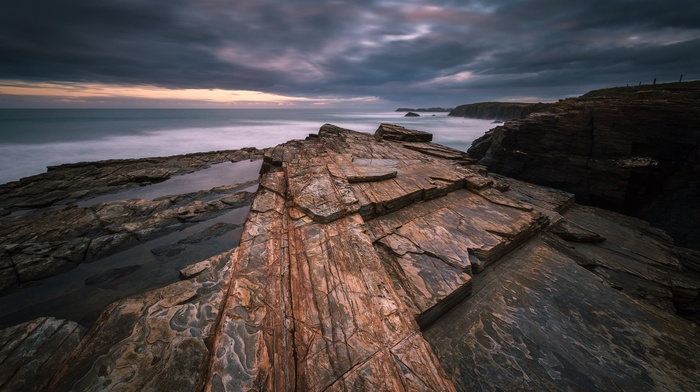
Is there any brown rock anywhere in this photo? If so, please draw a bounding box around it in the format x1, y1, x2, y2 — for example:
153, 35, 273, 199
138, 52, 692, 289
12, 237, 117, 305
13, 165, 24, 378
0, 317, 85, 392
375, 123, 433, 142
1, 121, 699, 391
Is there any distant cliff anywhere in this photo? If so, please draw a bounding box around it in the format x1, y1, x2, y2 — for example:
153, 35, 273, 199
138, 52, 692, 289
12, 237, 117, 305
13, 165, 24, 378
468, 81, 700, 250
448, 102, 547, 120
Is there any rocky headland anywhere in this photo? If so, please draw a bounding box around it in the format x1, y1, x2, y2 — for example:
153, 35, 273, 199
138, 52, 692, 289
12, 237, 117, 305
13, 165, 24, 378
449, 101, 547, 121
1, 97, 699, 390
468, 81, 700, 251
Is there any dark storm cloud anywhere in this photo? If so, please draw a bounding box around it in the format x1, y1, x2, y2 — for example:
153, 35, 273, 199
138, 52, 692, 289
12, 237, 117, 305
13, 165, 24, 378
1, 0, 699, 106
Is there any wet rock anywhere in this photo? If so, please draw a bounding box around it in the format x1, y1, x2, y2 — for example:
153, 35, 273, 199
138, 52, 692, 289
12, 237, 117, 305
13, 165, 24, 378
0, 180, 256, 288
84, 265, 142, 286
404, 111, 420, 117
151, 243, 187, 257
0, 317, 85, 392
0, 149, 264, 211
178, 222, 240, 244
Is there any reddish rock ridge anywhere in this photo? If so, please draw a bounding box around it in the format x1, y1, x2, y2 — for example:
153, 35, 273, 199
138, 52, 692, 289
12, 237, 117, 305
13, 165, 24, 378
1, 123, 699, 391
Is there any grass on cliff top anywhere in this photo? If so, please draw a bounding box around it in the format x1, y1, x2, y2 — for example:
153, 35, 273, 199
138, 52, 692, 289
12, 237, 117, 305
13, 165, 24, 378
581, 80, 700, 99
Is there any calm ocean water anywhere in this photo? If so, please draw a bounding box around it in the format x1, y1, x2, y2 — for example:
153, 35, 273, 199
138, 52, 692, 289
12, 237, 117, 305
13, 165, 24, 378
0, 109, 495, 185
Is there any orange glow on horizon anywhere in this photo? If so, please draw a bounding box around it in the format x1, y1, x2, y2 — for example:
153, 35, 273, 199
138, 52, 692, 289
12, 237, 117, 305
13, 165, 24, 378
0, 80, 379, 107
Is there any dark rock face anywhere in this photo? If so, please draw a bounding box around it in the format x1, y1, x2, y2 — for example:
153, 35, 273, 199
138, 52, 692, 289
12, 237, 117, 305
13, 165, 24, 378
449, 102, 547, 120
469, 82, 700, 249
404, 111, 420, 117
1, 123, 699, 391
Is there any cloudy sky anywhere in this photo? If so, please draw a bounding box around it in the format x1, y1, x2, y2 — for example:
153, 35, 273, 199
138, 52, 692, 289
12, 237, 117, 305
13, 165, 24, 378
1, 0, 698, 108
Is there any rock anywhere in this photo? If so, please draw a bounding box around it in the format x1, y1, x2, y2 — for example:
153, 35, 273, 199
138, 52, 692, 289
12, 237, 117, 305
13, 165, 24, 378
448, 102, 547, 120
0, 317, 85, 392
549, 219, 606, 243
0, 149, 264, 211
468, 81, 700, 250
375, 123, 433, 142
1, 120, 699, 391
424, 237, 700, 391
84, 265, 142, 286
0, 182, 256, 286
404, 111, 420, 117
178, 222, 240, 244
151, 243, 187, 257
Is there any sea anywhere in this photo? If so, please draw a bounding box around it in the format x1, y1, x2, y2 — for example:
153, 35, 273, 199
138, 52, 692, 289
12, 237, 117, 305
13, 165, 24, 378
0, 109, 495, 185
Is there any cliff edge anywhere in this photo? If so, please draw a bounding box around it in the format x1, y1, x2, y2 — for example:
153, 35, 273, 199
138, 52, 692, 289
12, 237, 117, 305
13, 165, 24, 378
448, 102, 548, 120
469, 81, 700, 250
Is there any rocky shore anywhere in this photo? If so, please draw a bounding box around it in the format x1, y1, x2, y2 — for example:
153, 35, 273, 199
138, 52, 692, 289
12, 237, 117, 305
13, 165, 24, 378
1, 119, 698, 391
468, 81, 700, 251
0, 149, 263, 327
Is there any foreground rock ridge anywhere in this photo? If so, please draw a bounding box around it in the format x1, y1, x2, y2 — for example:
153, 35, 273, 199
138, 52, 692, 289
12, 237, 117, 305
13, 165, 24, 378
1, 123, 700, 391
468, 81, 700, 250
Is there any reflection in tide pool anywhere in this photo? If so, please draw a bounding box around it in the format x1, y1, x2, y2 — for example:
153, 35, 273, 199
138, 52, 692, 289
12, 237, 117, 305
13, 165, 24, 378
0, 160, 262, 328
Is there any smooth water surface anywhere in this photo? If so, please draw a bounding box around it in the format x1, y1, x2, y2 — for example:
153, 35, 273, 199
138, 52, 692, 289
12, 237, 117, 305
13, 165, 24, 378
0, 109, 495, 184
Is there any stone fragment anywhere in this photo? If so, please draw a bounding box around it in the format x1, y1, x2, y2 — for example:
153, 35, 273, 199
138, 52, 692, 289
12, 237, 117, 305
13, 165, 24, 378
375, 123, 433, 142
549, 219, 606, 242
339, 163, 397, 183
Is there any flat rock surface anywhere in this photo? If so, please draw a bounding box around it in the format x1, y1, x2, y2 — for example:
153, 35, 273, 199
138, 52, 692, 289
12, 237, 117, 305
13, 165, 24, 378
0, 123, 698, 391
424, 237, 700, 391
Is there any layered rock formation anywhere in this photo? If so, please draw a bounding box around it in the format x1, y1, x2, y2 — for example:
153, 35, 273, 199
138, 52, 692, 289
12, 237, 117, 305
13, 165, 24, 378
0, 150, 263, 327
1, 123, 699, 391
468, 82, 700, 250
449, 102, 546, 120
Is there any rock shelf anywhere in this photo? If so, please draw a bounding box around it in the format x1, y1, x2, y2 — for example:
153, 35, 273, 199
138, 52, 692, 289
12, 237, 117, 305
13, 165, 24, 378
1, 123, 699, 391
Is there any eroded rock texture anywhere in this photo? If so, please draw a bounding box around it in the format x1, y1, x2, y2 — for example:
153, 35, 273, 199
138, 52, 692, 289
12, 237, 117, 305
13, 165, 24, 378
1, 123, 699, 391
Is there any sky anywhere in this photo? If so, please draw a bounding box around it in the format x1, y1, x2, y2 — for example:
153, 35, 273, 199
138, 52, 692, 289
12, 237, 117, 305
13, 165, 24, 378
1, 0, 699, 109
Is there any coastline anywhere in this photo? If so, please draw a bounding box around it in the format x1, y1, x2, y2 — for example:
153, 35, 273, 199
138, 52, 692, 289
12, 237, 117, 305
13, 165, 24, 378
0, 108, 494, 185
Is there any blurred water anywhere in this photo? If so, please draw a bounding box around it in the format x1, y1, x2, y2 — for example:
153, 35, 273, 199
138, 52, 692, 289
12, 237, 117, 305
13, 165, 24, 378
0, 109, 494, 185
